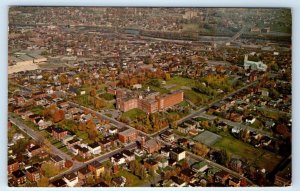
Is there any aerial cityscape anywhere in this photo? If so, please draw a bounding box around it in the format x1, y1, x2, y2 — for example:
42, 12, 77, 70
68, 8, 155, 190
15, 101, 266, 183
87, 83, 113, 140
8, 7, 291, 187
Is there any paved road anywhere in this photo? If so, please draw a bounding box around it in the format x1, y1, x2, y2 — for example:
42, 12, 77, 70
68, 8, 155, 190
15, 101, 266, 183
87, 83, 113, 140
198, 113, 275, 138
176, 80, 259, 124
9, 115, 77, 163
50, 142, 137, 182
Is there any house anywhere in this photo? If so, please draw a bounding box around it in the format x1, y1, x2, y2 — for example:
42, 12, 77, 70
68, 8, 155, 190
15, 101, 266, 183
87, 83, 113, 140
229, 177, 241, 187
52, 127, 68, 140
192, 161, 209, 173
118, 129, 137, 143
50, 155, 65, 169
108, 126, 118, 135
177, 124, 190, 134
51, 178, 67, 187
111, 153, 126, 165
112, 176, 126, 187
78, 166, 92, 180
77, 145, 91, 159
87, 142, 101, 155
157, 157, 169, 168
160, 130, 175, 142
99, 138, 112, 151
8, 158, 19, 175
122, 149, 135, 162
170, 176, 187, 187
27, 144, 43, 157
12, 170, 26, 185
143, 139, 161, 154
180, 168, 196, 182
88, 161, 105, 178
245, 116, 256, 124
144, 159, 159, 171
92, 181, 109, 187
63, 172, 78, 187
214, 170, 230, 185
170, 147, 186, 161
217, 122, 228, 130
160, 146, 172, 157
65, 137, 81, 149
26, 166, 41, 182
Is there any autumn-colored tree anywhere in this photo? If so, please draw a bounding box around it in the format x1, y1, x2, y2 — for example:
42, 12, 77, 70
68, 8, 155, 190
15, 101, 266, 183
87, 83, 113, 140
52, 109, 65, 123
41, 162, 59, 177
165, 73, 171, 81
65, 160, 73, 168
37, 176, 49, 187
192, 143, 210, 157
90, 89, 97, 97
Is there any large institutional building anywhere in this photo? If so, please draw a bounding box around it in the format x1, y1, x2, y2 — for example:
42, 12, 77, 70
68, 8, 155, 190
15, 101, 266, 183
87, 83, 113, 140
109, 88, 184, 113
244, 54, 267, 72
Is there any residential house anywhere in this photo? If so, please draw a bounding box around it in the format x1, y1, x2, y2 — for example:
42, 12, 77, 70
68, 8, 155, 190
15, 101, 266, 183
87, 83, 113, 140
63, 172, 78, 187
192, 161, 209, 173
170, 147, 186, 161
118, 129, 137, 143
180, 168, 196, 182
87, 142, 101, 155
27, 144, 43, 158
170, 176, 187, 187
52, 127, 68, 140
144, 159, 159, 171
111, 153, 126, 165
88, 161, 105, 178
51, 178, 67, 187
26, 166, 41, 182
143, 139, 161, 154
109, 126, 118, 135
177, 124, 190, 134
50, 155, 65, 169
229, 177, 241, 187
78, 166, 92, 180
112, 176, 126, 187
121, 149, 135, 162
8, 158, 19, 175
214, 170, 230, 185
160, 130, 175, 142
65, 138, 81, 149
12, 170, 26, 185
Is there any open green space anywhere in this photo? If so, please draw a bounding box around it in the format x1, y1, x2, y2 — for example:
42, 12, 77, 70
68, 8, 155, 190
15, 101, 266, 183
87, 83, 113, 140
99, 93, 115, 101
115, 170, 148, 186
121, 108, 147, 121
213, 136, 282, 171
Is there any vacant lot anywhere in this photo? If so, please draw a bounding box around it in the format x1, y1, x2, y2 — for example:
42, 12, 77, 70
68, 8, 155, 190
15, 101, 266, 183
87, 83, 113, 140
213, 136, 282, 171
193, 131, 221, 146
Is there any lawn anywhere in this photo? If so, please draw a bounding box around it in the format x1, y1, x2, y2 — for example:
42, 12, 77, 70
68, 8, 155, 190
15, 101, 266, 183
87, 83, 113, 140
30, 106, 44, 115
99, 93, 115, 101
213, 136, 264, 163
166, 76, 197, 90
184, 89, 209, 106
116, 170, 148, 186
122, 108, 147, 121
255, 152, 283, 172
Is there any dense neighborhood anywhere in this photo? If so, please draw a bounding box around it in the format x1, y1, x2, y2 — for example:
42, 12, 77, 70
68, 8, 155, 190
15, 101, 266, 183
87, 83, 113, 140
8, 7, 291, 187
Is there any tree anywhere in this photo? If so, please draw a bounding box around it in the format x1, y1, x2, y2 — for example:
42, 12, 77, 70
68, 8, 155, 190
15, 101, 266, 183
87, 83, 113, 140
165, 73, 171, 81
90, 89, 97, 97
37, 176, 49, 187
52, 109, 65, 123
41, 162, 59, 177
192, 143, 210, 157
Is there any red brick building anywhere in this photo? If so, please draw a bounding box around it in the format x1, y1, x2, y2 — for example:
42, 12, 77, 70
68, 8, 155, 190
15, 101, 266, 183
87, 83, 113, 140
8, 158, 19, 175
117, 90, 184, 113
26, 166, 41, 182
118, 129, 137, 143
52, 127, 68, 140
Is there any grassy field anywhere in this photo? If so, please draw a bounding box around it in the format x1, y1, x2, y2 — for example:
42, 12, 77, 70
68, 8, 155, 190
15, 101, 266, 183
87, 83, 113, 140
213, 136, 282, 171
122, 108, 147, 121
99, 93, 115, 101
166, 76, 197, 90
116, 170, 148, 186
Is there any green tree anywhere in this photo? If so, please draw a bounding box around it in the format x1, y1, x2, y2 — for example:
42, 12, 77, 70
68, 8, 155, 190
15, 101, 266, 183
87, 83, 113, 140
41, 162, 59, 177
